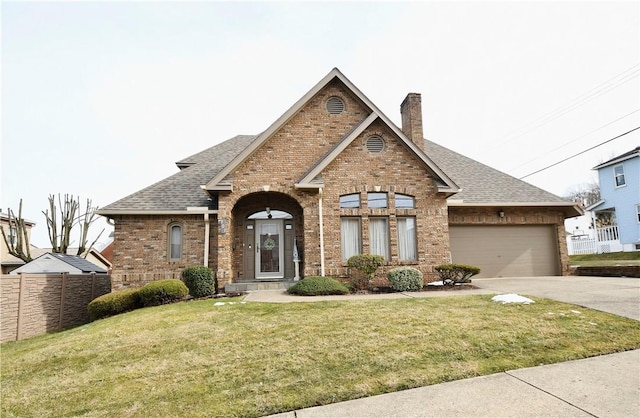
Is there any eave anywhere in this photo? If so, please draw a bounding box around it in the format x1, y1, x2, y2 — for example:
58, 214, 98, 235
447, 201, 583, 218
97, 209, 219, 217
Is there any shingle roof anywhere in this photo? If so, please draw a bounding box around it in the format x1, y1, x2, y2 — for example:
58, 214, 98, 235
100, 135, 257, 212
48, 253, 108, 273
99, 131, 571, 214
424, 140, 568, 204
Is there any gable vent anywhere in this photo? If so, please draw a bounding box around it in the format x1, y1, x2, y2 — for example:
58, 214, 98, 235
326, 96, 345, 114
366, 135, 385, 153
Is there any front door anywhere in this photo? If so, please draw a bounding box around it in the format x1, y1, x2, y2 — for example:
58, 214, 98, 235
255, 219, 284, 279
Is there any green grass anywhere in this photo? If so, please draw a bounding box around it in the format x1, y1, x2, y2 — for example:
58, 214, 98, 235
2, 296, 640, 417
570, 251, 640, 266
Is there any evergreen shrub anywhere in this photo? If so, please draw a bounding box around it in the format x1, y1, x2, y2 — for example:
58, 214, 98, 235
347, 254, 385, 290
434, 264, 481, 284
87, 288, 142, 321
138, 279, 189, 306
387, 267, 423, 292
181, 265, 216, 298
287, 276, 350, 296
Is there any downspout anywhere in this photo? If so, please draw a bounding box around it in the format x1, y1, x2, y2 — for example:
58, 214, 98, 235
318, 187, 326, 277
203, 213, 210, 267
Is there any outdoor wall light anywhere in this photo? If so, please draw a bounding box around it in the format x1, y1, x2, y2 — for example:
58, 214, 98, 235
498, 210, 505, 218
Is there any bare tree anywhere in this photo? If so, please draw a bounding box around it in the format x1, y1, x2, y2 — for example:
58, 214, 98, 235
563, 182, 600, 208
0, 199, 33, 262
43, 194, 104, 256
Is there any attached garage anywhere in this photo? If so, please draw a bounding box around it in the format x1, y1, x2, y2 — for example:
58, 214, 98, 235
449, 225, 560, 278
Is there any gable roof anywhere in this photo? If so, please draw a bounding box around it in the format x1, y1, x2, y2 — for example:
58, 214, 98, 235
203, 68, 459, 194
592, 146, 640, 170
12, 252, 108, 274
98, 68, 581, 217
99, 135, 257, 214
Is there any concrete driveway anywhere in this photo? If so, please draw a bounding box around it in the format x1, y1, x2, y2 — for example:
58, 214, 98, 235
473, 276, 640, 321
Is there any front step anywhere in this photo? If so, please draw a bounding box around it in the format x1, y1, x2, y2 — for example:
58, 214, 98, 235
225, 281, 296, 293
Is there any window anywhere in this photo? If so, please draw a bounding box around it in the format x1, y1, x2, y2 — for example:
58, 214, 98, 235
369, 217, 389, 260
636, 204, 640, 223
367, 192, 388, 209
169, 223, 182, 261
339, 193, 360, 209
614, 164, 626, 187
395, 193, 415, 209
8, 226, 17, 247
397, 217, 417, 261
341, 218, 361, 261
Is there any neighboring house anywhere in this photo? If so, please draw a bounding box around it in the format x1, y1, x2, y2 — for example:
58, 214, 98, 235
10, 252, 108, 274
0, 211, 36, 274
98, 68, 581, 291
586, 146, 640, 252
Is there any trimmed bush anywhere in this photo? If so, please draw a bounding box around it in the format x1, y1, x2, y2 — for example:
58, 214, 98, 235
387, 267, 423, 292
138, 279, 189, 307
287, 276, 350, 296
182, 265, 216, 298
347, 254, 385, 290
87, 288, 142, 321
434, 264, 481, 285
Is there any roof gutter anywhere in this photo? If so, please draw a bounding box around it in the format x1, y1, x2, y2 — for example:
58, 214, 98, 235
447, 201, 583, 218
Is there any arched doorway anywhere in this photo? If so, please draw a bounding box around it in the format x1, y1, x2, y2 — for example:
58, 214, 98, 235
232, 192, 303, 281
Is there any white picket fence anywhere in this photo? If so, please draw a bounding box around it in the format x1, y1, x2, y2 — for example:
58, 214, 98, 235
568, 226, 622, 255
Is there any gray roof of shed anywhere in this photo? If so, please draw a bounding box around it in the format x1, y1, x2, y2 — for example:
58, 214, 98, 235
100, 133, 572, 214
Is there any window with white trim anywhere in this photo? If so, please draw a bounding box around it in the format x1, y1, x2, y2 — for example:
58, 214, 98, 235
168, 223, 183, 261
369, 217, 389, 260
614, 164, 626, 187
397, 217, 417, 261
341, 217, 361, 261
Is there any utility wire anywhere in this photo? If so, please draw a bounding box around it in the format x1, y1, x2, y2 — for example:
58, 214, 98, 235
489, 63, 640, 151
518, 127, 640, 179
507, 108, 640, 172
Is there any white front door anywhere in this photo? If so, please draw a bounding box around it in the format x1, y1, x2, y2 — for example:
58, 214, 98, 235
255, 219, 284, 279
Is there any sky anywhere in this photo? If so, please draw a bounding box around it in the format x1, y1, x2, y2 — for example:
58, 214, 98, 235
2, 0, 639, 249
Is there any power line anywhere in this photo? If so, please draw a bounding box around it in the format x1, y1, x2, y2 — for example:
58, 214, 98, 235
507, 108, 640, 172
489, 63, 640, 151
518, 127, 640, 180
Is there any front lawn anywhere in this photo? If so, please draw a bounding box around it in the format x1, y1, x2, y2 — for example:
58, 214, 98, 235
570, 251, 640, 266
2, 296, 640, 417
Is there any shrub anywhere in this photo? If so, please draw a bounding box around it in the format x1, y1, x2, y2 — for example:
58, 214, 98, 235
181, 265, 216, 298
287, 276, 350, 296
387, 267, 423, 292
87, 288, 142, 321
347, 254, 385, 290
138, 279, 189, 307
434, 264, 481, 285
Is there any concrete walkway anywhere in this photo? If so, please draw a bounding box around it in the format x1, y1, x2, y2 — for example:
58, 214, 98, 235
250, 276, 640, 418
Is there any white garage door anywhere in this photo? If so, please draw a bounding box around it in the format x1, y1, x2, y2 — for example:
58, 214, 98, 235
449, 225, 560, 278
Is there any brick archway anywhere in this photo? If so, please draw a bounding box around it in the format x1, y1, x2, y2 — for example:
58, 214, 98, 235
230, 192, 304, 281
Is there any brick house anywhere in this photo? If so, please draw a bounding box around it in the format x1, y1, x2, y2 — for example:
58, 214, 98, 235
98, 68, 582, 291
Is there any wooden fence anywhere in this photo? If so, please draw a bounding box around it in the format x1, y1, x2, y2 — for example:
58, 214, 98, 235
1, 273, 111, 343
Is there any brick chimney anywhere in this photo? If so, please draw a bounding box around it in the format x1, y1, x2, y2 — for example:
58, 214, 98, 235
400, 93, 424, 152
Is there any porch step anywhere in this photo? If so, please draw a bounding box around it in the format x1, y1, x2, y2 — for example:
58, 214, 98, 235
224, 281, 296, 293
